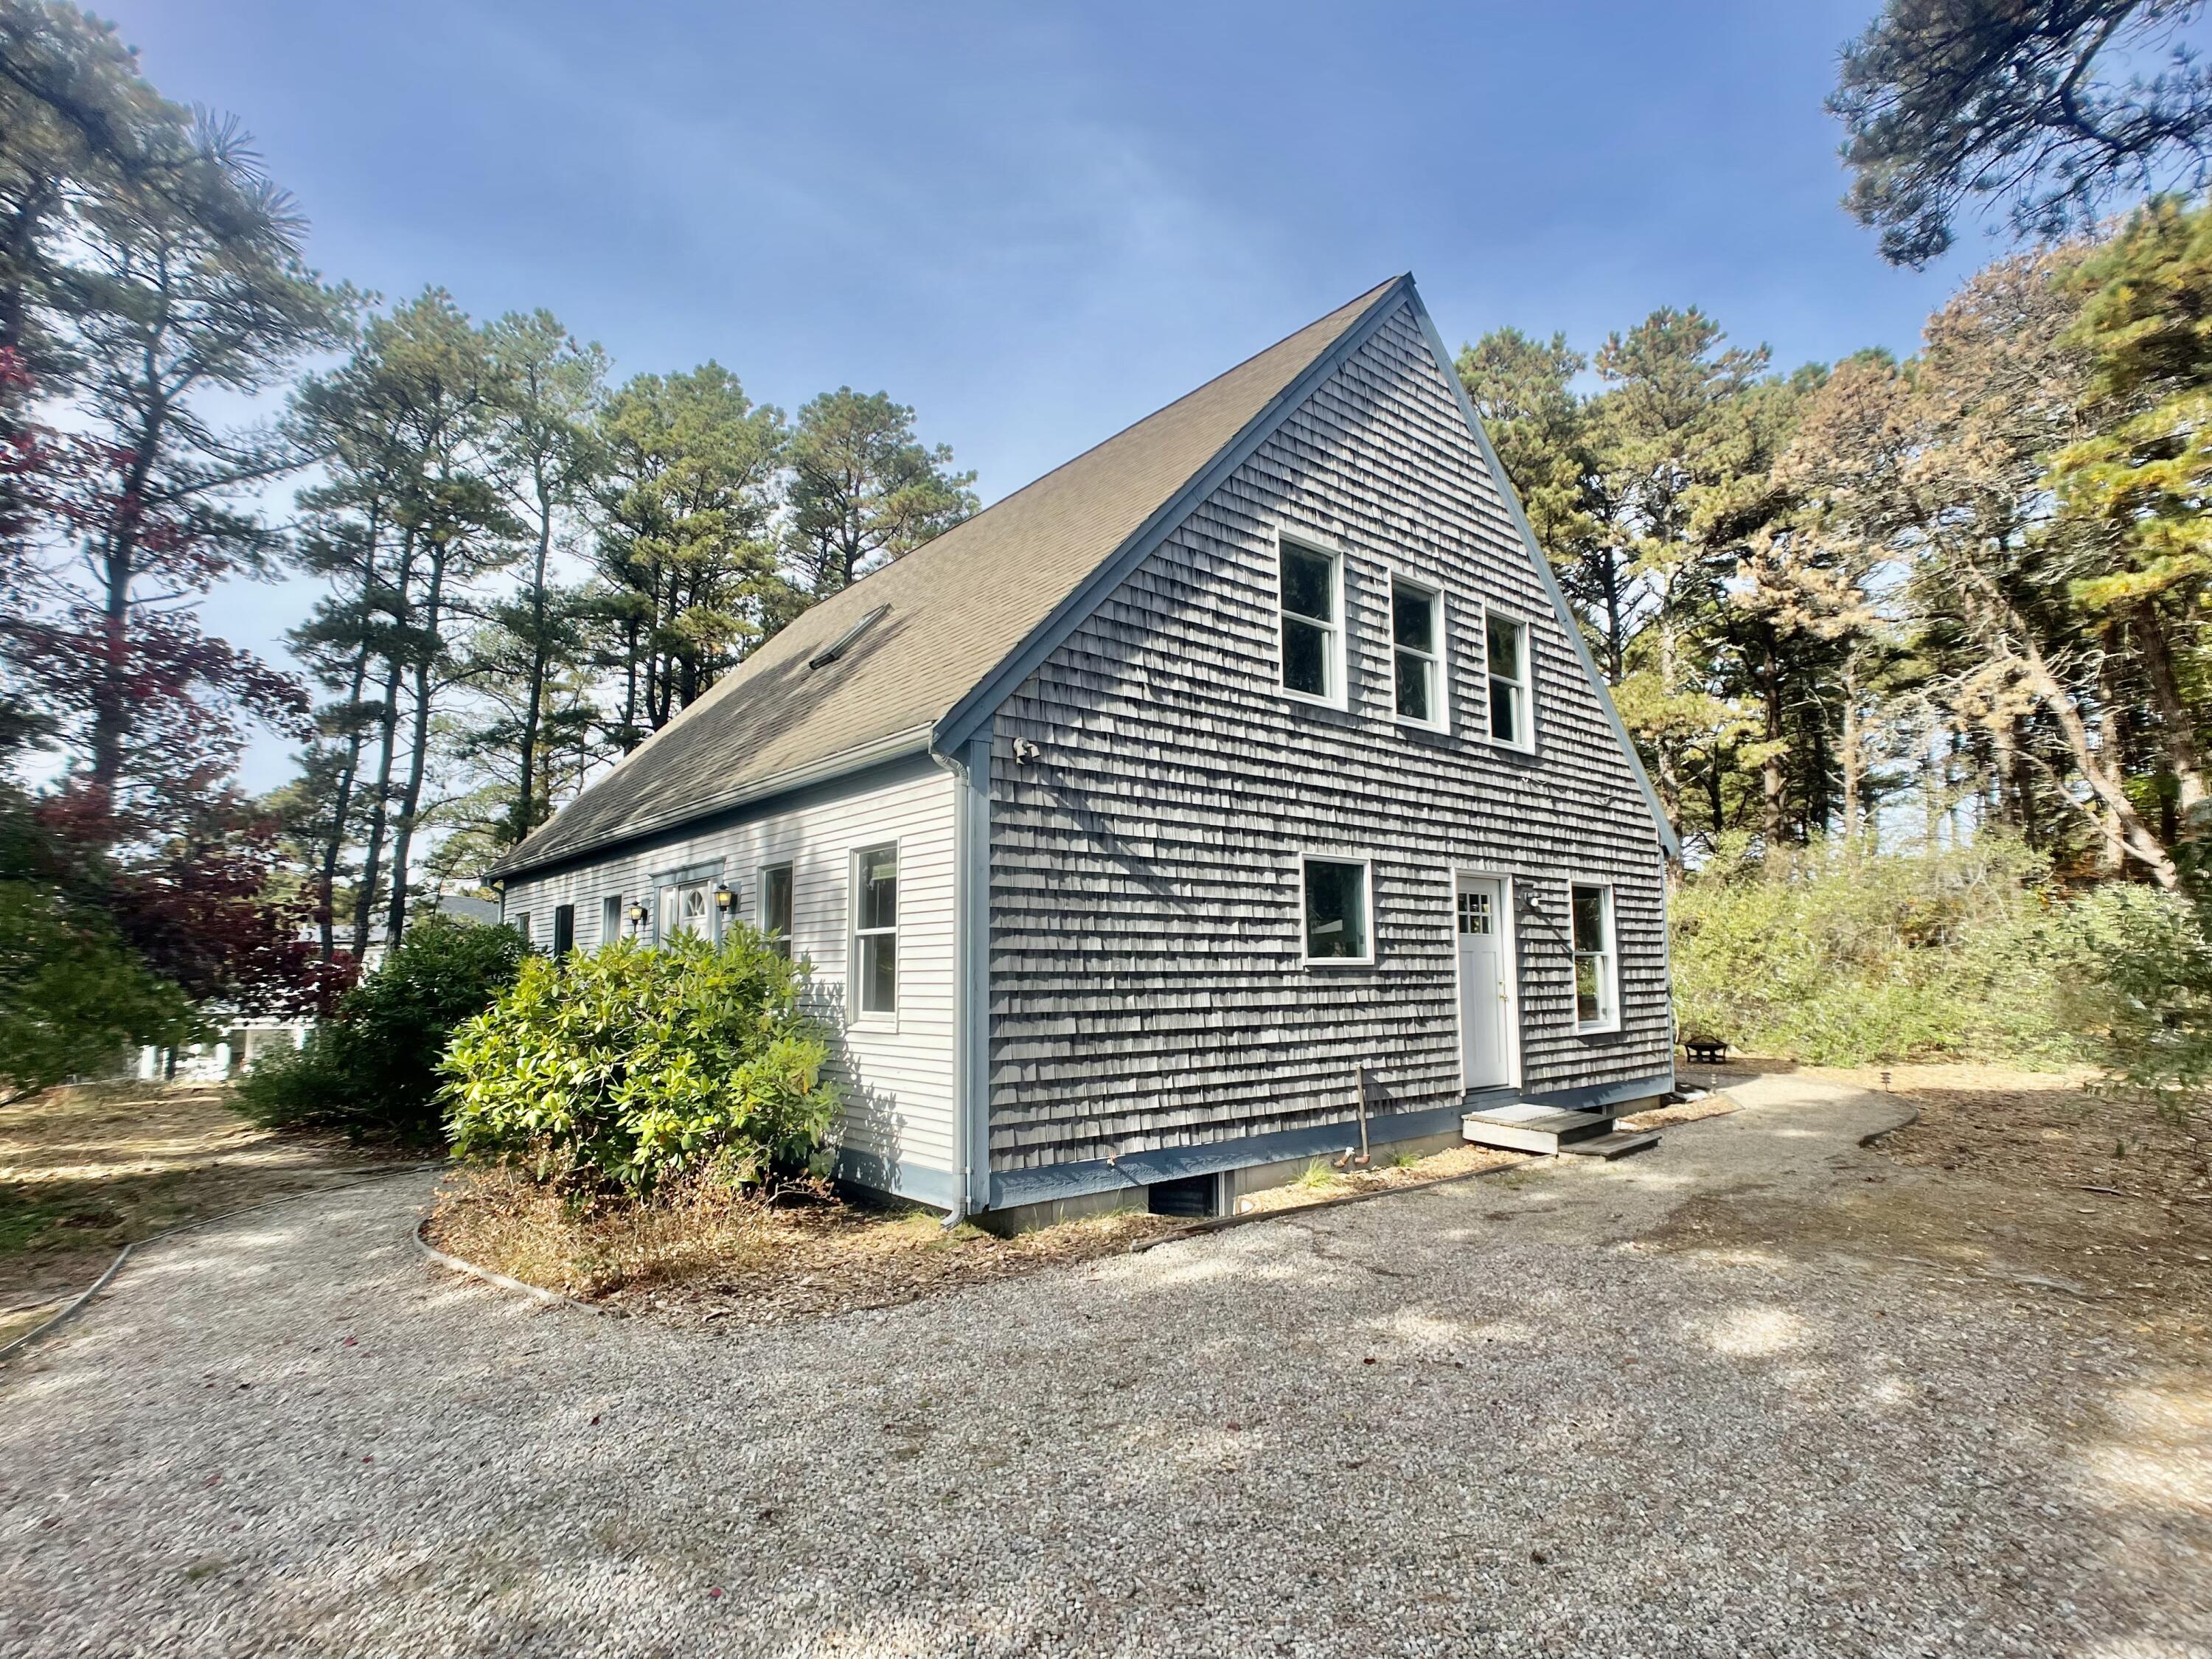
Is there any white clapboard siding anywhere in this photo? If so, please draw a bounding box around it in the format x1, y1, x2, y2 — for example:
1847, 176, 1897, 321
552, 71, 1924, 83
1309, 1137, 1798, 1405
987, 298, 1672, 1174
500, 754, 959, 1189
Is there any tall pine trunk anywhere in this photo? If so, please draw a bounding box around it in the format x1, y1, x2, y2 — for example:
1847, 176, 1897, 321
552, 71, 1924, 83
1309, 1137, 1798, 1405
352, 527, 417, 953
383, 544, 449, 947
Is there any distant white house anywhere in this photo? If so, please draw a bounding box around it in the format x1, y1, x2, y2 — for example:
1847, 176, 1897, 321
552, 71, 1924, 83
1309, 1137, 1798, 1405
487, 276, 1677, 1230
137, 891, 507, 1082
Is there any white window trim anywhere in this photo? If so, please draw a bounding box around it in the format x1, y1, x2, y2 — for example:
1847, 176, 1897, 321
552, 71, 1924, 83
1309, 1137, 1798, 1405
1389, 572, 1450, 734
1298, 852, 1376, 968
1481, 604, 1537, 754
849, 841, 900, 1027
1568, 878, 1619, 1034
599, 893, 623, 948
1274, 528, 1349, 712
756, 856, 796, 957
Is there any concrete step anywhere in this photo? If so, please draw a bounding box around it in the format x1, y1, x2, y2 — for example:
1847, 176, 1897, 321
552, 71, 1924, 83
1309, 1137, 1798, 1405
1556, 1129, 1661, 1160
1461, 1105, 1616, 1155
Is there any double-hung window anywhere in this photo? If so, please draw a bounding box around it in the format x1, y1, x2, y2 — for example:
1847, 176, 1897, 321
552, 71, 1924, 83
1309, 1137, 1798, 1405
512, 911, 530, 948
1486, 611, 1532, 750
601, 894, 622, 946
552, 905, 575, 957
1278, 536, 1344, 707
1570, 882, 1617, 1032
758, 860, 794, 958
1301, 856, 1373, 965
852, 844, 898, 1017
1391, 580, 1445, 729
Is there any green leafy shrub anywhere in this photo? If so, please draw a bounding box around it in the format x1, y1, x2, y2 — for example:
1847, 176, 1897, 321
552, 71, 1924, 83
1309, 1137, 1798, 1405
441, 925, 840, 1196
0, 880, 201, 1098
1671, 834, 2090, 1065
234, 915, 526, 1141
2062, 883, 2212, 1116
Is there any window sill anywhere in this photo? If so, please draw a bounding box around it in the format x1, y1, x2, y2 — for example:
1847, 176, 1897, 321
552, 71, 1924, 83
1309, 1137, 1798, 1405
848, 1013, 902, 1036
1279, 684, 1350, 714
1394, 714, 1451, 740
1575, 1021, 1621, 1038
1301, 957, 1376, 970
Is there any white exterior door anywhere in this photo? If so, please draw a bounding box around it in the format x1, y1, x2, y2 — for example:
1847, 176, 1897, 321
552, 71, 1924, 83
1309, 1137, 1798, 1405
1456, 877, 1512, 1090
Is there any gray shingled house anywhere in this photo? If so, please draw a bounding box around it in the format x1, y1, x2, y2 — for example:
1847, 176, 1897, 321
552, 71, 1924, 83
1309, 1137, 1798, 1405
485, 275, 1678, 1227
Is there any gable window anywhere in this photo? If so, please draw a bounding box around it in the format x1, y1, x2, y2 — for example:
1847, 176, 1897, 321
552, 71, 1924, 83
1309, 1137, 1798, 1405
1277, 536, 1343, 707
1301, 856, 1373, 965
1571, 882, 1617, 1032
1486, 611, 1532, 750
552, 905, 574, 958
1391, 580, 1445, 729
759, 860, 794, 958
601, 894, 622, 945
852, 844, 898, 1016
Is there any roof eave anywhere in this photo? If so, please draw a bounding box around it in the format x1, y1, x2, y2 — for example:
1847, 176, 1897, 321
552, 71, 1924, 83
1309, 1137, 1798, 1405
483, 723, 937, 886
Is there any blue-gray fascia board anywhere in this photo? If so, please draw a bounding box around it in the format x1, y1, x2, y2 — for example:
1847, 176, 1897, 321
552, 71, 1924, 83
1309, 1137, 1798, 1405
986, 1069, 1677, 1211
1402, 289, 1682, 862
931, 275, 1416, 758
836, 1143, 957, 1211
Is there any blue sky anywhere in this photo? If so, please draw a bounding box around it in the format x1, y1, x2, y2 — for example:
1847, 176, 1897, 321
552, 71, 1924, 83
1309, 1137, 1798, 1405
103, 0, 1979, 789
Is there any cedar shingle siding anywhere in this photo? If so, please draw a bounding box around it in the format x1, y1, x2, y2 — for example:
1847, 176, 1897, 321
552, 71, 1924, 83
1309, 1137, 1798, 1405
986, 299, 1670, 1174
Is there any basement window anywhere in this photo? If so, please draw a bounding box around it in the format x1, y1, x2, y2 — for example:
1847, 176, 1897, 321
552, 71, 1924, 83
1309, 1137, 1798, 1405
1571, 882, 1618, 1033
1301, 856, 1372, 966
1277, 535, 1345, 708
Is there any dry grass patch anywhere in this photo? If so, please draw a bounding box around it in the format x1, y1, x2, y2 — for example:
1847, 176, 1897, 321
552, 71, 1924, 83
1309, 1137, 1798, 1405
0, 1079, 403, 1308
425, 1161, 1181, 1327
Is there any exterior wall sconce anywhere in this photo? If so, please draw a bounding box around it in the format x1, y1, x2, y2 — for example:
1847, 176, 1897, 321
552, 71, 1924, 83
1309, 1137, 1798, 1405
625, 901, 648, 934
714, 883, 737, 915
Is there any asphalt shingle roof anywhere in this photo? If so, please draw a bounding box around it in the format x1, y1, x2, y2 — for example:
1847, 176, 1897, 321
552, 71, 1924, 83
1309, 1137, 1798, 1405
489, 277, 1402, 880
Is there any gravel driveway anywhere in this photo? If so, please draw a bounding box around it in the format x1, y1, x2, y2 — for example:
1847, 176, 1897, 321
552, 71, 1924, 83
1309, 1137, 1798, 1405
4, 1077, 2207, 1658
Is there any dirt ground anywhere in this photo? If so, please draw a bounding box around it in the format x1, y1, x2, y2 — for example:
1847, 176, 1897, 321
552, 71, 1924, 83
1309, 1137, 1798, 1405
1659, 1060, 2212, 1346
427, 1089, 1748, 1325
0, 1081, 407, 1343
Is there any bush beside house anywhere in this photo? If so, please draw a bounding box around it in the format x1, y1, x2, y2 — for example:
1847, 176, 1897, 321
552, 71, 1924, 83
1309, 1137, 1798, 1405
233, 916, 526, 1141
442, 925, 839, 1195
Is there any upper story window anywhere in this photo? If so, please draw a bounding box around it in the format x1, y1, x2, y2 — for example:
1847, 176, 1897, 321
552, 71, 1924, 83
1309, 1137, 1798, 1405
1571, 881, 1617, 1032
1391, 580, 1445, 730
852, 844, 898, 1017
1486, 611, 1533, 751
1301, 855, 1373, 966
1277, 535, 1344, 709
759, 860, 794, 958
